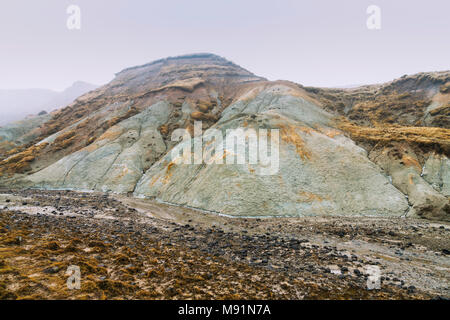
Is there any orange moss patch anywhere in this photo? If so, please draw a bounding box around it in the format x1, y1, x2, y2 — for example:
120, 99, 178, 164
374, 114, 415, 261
97, 279, 135, 297
0, 140, 16, 158
428, 103, 450, 127
339, 121, 450, 154
4, 148, 20, 157
96, 127, 124, 143
51, 130, 77, 151
429, 104, 450, 116
114, 254, 131, 265
186, 124, 194, 136
161, 161, 176, 184
159, 124, 169, 136
440, 82, 450, 93
45, 241, 60, 251
197, 104, 210, 113
348, 93, 430, 126
196, 100, 216, 113
148, 175, 160, 187
105, 107, 139, 128
0, 142, 49, 175
54, 130, 76, 142
0, 280, 17, 299
280, 125, 311, 160
320, 128, 342, 138
167, 162, 175, 172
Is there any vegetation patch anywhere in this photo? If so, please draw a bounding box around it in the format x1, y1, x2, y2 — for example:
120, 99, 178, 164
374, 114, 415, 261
0, 142, 48, 176
339, 120, 450, 156
280, 124, 311, 160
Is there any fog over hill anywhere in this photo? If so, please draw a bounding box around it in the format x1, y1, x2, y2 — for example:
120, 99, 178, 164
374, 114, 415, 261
0, 81, 97, 126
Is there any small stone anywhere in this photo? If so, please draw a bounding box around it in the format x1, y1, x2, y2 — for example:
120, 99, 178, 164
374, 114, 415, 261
43, 266, 59, 274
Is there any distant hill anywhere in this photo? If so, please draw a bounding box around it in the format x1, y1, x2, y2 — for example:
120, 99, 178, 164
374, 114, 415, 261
0, 81, 98, 126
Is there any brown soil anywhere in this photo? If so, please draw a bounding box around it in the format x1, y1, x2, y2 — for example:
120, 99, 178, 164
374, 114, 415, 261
1, 189, 448, 300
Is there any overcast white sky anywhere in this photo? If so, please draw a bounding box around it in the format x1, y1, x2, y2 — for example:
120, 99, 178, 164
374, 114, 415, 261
1, 0, 449, 91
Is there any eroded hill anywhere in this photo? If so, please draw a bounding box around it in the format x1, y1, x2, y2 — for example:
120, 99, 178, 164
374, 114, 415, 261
0, 54, 448, 220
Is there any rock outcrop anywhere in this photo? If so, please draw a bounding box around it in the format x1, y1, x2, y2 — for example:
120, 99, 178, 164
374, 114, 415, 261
423, 153, 450, 196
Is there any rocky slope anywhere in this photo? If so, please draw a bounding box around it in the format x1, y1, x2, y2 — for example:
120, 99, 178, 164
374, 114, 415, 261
0, 54, 448, 220
0, 81, 97, 127
0, 89, 56, 126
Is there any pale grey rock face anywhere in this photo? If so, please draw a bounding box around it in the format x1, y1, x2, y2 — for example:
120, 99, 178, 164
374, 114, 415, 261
65, 143, 123, 190
374, 151, 449, 220
422, 153, 450, 197
134, 86, 409, 217
26, 101, 172, 192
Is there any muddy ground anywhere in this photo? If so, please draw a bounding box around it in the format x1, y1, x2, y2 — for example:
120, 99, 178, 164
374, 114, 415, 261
0, 189, 448, 300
